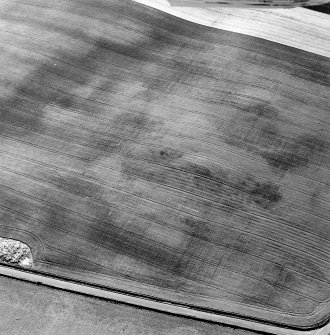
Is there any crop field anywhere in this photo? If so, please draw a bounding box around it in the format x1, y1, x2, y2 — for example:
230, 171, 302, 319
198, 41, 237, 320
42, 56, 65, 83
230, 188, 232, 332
0, 0, 329, 329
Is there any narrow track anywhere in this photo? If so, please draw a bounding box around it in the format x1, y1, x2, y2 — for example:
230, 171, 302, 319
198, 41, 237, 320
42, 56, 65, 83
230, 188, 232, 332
0, 264, 330, 335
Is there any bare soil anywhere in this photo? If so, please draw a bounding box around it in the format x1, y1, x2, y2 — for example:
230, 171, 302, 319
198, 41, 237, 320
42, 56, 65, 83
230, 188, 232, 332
0, 0, 329, 328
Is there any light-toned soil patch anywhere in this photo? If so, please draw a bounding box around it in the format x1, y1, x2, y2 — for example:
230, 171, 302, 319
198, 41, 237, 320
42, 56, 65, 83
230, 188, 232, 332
0, 237, 33, 268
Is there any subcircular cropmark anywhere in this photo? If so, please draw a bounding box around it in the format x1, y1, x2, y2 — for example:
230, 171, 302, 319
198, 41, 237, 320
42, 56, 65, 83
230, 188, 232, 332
0, 237, 33, 268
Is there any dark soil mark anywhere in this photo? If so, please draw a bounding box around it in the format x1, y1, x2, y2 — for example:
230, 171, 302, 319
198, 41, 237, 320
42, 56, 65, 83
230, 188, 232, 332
289, 62, 330, 85
140, 57, 213, 99
170, 217, 214, 281
241, 262, 299, 311
16, 7, 214, 101
129, 146, 184, 165
85, 110, 157, 162
267, 263, 297, 288
46, 175, 102, 199
44, 208, 69, 235
182, 162, 214, 180
0, 37, 119, 138
1, 31, 162, 160
249, 182, 282, 209
181, 163, 244, 212
2, 0, 329, 321
223, 103, 282, 151
240, 250, 329, 312
261, 134, 328, 172
158, 147, 183, 161
122, 151, 282, 213
216, 228, 253, 257
0, 187, 31, 225
83, 211, 215, 290
223, 102, 328, 173
244, 103, 279, 119
43, 247, 111, 275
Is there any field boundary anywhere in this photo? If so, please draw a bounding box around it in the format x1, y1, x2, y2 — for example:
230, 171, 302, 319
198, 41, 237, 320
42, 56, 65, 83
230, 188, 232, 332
0, 264, 329, 335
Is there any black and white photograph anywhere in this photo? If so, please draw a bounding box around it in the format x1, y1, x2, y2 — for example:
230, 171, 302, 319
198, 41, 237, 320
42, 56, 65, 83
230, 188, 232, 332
0, 0, 329, 334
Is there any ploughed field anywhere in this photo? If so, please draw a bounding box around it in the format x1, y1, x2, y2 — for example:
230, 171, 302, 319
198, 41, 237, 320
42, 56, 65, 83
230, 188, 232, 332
0, 0, 329, 328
